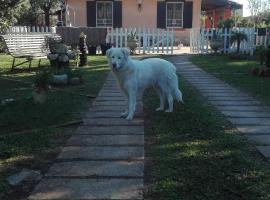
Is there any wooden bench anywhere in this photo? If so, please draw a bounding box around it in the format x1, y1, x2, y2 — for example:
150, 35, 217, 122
1, 33, 61, 71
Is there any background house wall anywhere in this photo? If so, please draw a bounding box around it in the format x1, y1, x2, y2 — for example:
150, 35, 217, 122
66, 0, 202, 45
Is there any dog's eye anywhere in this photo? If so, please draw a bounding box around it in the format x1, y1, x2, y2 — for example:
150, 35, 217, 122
112, 56, 115, 58
118, 57, 121, 59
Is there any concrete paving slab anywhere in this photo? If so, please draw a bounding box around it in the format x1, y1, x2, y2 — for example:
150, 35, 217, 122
202, 93, 249, 97
221, 111, 270, 118
46, 161, 144, 177
95, 96, 126, 101
75, 125, 144, 135
214, 105, 267, 112
90, 105, 143, 112
66, 135, 144, 146
228, 117, 270, 126
93, 101, 126, 106
256, 146, 270, 158
246, 135, 270, 145
207, 96, 254, 101
236, 126, 270, 135
210, 100, 260, 106
29, 178, 143, 200
83, 118, 144, 126
58, 146, 144, 160
84, 111, 126, 118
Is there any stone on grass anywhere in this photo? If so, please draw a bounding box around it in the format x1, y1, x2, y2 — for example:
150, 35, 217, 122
7, 169, 42, 186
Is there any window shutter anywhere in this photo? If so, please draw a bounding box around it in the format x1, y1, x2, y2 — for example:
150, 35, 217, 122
87, 1, 96, 27
157, 1, 166, 28
183, 2, 193, 28
113, 1, 122, 28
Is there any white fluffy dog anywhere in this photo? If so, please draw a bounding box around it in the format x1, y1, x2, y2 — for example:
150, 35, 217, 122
106, 48, 183, 120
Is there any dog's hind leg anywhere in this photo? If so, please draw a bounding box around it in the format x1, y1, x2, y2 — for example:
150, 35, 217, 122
165, 92, 174, 113
154, 87, 165, 111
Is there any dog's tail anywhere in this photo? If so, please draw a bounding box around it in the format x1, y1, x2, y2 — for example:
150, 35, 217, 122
174, 88, 184, 104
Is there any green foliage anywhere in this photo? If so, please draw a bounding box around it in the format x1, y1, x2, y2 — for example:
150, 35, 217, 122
29, 0, 64, 26
218, 18, 234, 29
34, 70, 51, 90
144, 78, 270, 200
0, 0, 22, 33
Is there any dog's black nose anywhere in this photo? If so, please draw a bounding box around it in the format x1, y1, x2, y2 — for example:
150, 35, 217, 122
112, 63, 117, 69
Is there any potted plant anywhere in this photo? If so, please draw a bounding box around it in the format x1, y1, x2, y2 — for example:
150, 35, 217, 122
127, 30, 138, 54
100, 42, 112, 55
231, 31, 248, 54
32, 71, 51, 104
210, 39, 223, 54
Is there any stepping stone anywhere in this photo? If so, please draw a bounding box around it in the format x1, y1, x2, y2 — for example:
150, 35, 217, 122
57, 146, 144, 160
83, 118, 144, 126
93, 101, 126, 106
66, 135, 144, 146
75, 125, 144, 135
90, 105, 142, 112
221, 111, 270, 118
256, 146, 270, 158
203, 93, 248, 97
210, 100, 260, 106
215, 105, 267, 112
84, 111, 125, 118
95, 96, 126, 101
46, 161, 144, 177
228, 117, 270, 126
246, 135, 270, 145
29, 178, 143, 200
236, 126, 270, 135
208, 96, 254, 101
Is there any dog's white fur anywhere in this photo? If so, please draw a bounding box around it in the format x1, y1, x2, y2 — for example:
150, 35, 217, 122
106, 48, 183, 120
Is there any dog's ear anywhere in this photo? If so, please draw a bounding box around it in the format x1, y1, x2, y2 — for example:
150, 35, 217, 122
121, 48, 130, 59
106, 48, 112, 58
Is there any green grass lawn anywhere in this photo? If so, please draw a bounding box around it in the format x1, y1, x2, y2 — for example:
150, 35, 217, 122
0, 55, 109, 199
190, 55, 270, 105
144, 79, 270, 200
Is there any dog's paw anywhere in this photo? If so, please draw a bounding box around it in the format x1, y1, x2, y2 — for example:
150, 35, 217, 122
156, 107, 164, 111
121, 111, 128, 118
165, 109, 173, 113
126, 115, 133, 120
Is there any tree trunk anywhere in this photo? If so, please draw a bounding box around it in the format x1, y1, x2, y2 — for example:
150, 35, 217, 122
44, 9, 50, 27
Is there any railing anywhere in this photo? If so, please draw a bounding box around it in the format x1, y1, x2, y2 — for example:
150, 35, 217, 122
190, 28, 257, 55
6, 26, 56, 34
106, 27, 174, 54
190, 27, 270, 55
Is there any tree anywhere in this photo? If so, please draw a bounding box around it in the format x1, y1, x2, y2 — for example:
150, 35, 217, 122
248, 0, 270, 20
30, 0, 65, 27
231, 31, 248, 53
0, 0, 22, 33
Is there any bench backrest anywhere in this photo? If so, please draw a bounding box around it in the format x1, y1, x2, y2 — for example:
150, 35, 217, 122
1, 33, 60, 56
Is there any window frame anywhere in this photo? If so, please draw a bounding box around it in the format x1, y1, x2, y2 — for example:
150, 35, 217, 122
166, 2, 184, 28
96, 1, 113, 28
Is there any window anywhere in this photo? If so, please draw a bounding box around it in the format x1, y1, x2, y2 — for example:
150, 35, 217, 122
96, 1, 113, 27
166, 2, 184, 28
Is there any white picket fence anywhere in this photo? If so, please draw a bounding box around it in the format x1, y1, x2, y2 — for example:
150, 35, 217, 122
6, 26, 56, 34
190, 28, 257, 55
106, 27, 175, 54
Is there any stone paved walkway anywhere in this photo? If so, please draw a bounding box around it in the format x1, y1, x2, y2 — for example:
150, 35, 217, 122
169, 56, 270, 161
29, 73, 144, 200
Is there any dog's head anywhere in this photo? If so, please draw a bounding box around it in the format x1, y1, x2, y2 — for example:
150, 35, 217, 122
106, 48, 130, 72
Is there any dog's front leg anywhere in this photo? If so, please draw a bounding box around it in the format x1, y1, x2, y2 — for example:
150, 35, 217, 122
126, 92, 136, 120
121, 92, 129, 118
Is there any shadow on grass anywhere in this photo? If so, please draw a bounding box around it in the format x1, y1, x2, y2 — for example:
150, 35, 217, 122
144, 79, 270, 200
